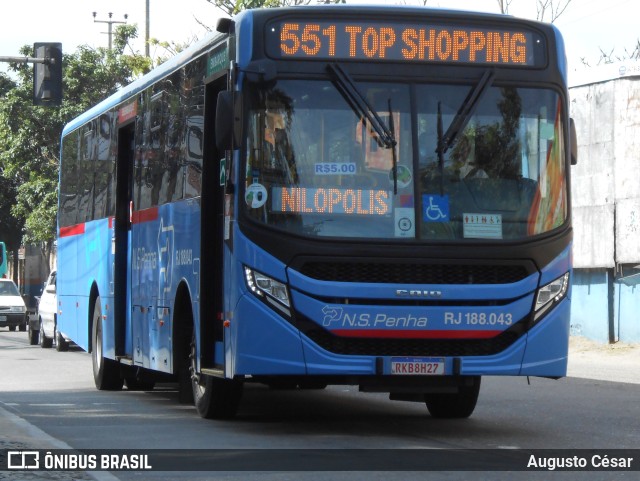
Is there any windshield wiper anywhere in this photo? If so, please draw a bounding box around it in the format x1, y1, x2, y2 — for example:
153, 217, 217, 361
327, 63, 396, 149
387, 98, 399, 195
327, 63, 399, 193
436, 69, 495, 156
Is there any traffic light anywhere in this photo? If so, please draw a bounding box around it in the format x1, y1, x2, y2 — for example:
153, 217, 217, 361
33, 43, 62, 106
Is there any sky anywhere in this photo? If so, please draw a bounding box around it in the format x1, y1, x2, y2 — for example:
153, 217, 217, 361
1, 0, 639, 79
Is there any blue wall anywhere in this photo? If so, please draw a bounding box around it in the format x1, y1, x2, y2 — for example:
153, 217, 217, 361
571, 268, 640, 343
616, 281, 640, 341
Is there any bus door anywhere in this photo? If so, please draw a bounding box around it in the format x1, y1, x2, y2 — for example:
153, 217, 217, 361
129, 98, 160, 369
114, 121, 135, 361
199, 75, 228, 373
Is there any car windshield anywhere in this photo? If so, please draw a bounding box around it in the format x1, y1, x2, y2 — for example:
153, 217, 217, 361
0, 281, 20, 296
243, 79, 567, 241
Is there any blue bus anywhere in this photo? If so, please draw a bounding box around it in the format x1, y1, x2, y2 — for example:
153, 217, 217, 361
0, 242, 6, 278
57, 5, 577, 419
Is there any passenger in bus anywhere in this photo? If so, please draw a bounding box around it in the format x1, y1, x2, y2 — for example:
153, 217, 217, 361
450, 130, 489, 180
264, 108, 298, 184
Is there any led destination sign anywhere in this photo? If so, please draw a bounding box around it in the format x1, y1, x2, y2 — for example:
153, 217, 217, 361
268, 20, 544, 66
272, 187, 391, 216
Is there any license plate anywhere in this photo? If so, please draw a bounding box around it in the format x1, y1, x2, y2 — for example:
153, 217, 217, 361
391, 357, 445, 375
0, 316, 6, 322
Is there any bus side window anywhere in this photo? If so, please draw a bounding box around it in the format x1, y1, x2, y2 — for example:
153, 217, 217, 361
183, 59, 205, 199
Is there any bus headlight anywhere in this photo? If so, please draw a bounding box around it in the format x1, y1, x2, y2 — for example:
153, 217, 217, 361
534, 272, 569, 321
244, 266, 291, 317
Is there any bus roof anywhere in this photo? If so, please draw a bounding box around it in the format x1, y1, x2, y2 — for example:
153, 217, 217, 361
61, 29, 226, 137
62, 5, 565, 137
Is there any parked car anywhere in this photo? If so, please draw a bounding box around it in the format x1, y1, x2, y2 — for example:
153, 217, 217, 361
33, 270, 68, 351
0, 278, 27, 331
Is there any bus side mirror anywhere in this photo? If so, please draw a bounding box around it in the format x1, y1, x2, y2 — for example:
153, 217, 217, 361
215, 91, 240, 151
570, 118, 578, 166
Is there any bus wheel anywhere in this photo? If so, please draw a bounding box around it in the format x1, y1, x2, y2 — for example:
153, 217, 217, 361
9, 325, 16, 332
298, 381, 328, 390
424, 376, 481, 419
190, 332, 242, 419
124, 368, 156, 391
39, 318, 53, 348
92, 296, 123, 391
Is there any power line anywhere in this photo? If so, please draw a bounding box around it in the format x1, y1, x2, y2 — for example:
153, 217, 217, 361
92, 12, 128, 50
556, 0, 635, 26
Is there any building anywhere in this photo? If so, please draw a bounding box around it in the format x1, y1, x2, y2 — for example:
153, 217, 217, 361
569, 61, 640, 342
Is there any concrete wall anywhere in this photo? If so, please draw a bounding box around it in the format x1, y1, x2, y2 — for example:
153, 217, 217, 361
569, 65, 640, 342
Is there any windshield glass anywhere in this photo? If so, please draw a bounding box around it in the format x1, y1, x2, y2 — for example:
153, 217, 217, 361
0, 281, 20, 297
243, 79, 567, 241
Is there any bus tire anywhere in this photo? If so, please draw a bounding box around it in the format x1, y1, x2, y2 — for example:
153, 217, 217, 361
39, 318, 53, 348
124, 368, 156, 391
298, 381, 328, 390
424, 376, 481, 419
190, 332, 242, 419
92, 296, 123, 391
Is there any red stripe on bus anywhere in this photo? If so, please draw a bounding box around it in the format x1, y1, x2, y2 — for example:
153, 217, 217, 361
131, 207, 159, 224
59, 223, 86, 238
330, 329, 502, 339
108, 216, 115, 229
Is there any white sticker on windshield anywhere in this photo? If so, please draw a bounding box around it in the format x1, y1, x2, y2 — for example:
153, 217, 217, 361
463, 213, 503, 239
245, 183, 268, 209
394, 208, 415, 237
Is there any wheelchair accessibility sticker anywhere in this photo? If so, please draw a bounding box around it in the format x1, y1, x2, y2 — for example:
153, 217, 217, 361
422, 195, 450, 222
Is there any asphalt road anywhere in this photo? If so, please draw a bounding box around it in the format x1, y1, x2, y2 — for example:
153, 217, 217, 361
1, 329, 639, 481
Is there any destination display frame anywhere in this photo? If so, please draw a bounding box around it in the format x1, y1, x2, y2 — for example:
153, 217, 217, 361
265, 18, 547, 67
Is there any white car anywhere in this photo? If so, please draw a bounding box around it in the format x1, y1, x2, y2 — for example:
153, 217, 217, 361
34, 270, 69, 351
0, 278, 27, 332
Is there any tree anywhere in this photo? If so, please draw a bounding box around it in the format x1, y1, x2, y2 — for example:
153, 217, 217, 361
496, 0, 513, 14
205, 0, 350, 18
535, 0, 572, 23
0, 25, 146, 274
581, 41, 640, 67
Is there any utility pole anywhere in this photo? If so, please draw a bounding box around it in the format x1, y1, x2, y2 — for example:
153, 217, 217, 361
145, 0, 150, 58
92, 12, 128, 50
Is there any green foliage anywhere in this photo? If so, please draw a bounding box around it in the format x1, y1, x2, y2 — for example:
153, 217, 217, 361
207, 0, 312, 17
0, 28, 145, 256
147, 38, 193, 66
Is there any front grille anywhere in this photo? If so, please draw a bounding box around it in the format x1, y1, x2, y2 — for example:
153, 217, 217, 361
297, 317, 527, 357
298, 261, 530, 284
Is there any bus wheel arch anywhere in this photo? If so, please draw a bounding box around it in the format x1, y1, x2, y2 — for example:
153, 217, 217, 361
172, 280, 242, 418
189, 334, 243, 420
90, 292, 123, 390
88, 283, 100, 354
173, 281, 195, 404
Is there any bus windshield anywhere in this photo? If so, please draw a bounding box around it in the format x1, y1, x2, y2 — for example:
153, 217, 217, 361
243, 78, 567, 241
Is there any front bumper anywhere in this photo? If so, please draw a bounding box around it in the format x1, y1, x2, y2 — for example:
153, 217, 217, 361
0, 313, 27, 328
